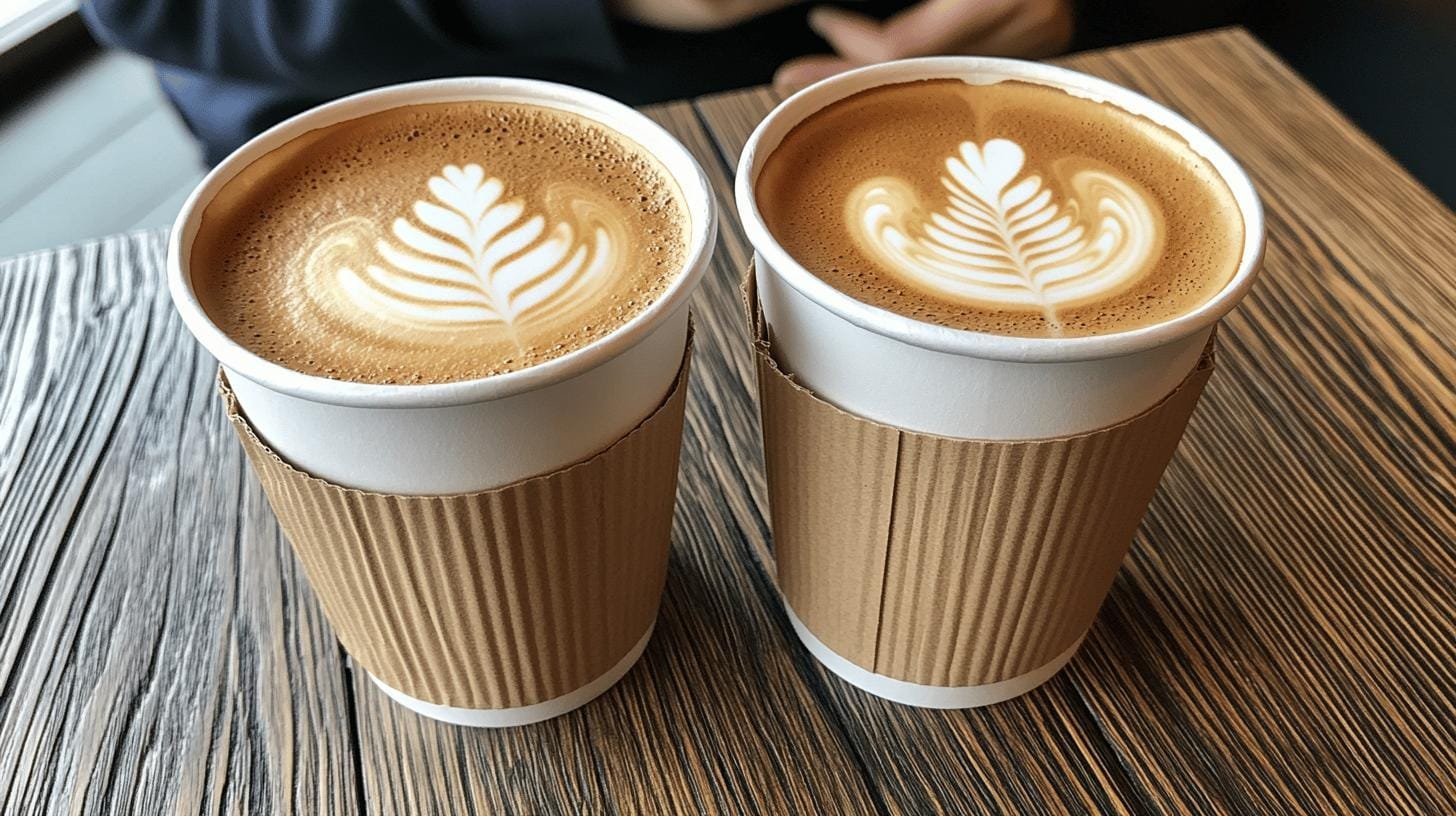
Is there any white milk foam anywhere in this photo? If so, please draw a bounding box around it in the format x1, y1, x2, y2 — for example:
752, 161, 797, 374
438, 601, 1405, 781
848, 138, 1159, 328
314, 164, 625, 332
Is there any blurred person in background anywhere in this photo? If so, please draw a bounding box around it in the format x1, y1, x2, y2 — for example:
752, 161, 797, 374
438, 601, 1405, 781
81, 0, 1452, 204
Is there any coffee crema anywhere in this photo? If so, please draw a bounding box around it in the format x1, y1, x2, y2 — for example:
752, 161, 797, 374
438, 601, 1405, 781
755, 79, 1244, 338
192, 101, 689, 384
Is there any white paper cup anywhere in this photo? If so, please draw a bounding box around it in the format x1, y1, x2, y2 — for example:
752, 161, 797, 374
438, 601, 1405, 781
736, 57, 1264, 440
169, 78, 716, 727
171, 77, 717, 494
737, 58, 1265, 708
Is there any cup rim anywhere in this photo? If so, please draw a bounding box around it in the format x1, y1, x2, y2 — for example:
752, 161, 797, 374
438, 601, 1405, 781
169, 77, 717, 408
734, 56, 1265, 364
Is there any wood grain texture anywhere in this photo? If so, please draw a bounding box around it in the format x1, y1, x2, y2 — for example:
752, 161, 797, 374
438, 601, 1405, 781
1056, 30, 1456, 814
697, 26, 1456, 814
0, 28, 1451, 815
0, 234, 360, 814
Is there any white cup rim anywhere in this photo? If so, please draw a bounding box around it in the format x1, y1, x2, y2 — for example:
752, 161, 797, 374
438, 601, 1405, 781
734, 56, 1265, 364
169, 77, 717, 408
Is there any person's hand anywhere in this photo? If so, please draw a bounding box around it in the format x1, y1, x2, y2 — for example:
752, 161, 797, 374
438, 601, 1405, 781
612, 0, 802, 31
774, 0, 1073, 95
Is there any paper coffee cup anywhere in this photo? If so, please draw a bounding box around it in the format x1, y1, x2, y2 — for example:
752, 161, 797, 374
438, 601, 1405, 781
737, 57, 1263, 440
735, 58, 1265, 706
169, 79, 718, 726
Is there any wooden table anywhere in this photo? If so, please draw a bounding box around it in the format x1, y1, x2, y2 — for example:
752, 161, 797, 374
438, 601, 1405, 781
3, 28, 1453, 814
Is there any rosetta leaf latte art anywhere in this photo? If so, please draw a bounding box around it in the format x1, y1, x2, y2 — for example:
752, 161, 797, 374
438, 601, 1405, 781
331, 163, 617, 330
848, 139, 1161, 326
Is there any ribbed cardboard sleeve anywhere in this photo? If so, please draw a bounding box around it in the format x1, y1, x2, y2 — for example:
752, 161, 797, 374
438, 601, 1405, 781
746, 271, 1213, 689
219, 342, 691, 711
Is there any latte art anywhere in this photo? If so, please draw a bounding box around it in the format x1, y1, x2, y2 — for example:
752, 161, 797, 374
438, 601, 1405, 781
191, 101, 689, 384
313, 164, 623, 334
755, 79, 1244, 338
848, 139, 1160, 325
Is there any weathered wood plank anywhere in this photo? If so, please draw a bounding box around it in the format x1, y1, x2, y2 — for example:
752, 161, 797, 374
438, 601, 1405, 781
694, 85, 777, 171
0, 234, 360, 815
697, 27, 1456, 813
1056, 30, 1456, 814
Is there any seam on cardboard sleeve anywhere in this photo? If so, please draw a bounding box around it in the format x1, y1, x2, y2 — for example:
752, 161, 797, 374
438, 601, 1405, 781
870, 433, 906, 671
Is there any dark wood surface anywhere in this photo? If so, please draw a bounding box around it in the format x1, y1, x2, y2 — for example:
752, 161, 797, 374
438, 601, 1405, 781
2, 28, 1453, 814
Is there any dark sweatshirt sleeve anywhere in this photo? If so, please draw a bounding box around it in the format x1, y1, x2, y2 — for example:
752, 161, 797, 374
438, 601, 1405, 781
80, 0, 626, 162
80, 0, 623, 89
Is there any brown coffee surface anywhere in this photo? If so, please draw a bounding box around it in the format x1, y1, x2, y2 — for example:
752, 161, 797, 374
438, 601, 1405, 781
755, 79, 1244, 338
192, 101, 689, 384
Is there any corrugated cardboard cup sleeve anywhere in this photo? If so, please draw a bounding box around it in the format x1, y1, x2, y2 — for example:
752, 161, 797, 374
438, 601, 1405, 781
219, 340, 691, 711
746, 270, 1214, 688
